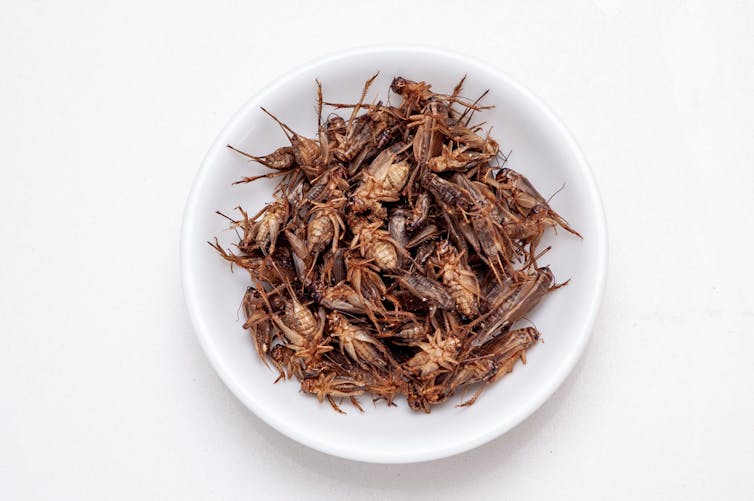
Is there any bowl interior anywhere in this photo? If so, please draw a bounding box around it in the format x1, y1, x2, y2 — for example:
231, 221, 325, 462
181, 48, 606, 463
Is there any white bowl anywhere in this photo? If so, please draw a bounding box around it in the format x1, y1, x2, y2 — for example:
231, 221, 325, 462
181, 46, 607, 464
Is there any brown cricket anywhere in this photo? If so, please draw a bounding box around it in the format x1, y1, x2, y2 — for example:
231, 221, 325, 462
211, 75, 579, 413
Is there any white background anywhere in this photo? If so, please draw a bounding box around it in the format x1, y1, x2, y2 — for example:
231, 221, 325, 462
1, 1, 752, 499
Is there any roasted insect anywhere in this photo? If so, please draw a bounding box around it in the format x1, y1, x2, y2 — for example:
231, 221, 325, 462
430, 241, 480, 318
212, 75, 579, 413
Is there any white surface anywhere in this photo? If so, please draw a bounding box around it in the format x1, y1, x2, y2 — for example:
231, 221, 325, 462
182, 47, 607, 463
1, 0, 752, 498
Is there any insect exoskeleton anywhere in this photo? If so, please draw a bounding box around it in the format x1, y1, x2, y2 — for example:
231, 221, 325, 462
210, 75, 578, 413
351, 221, 401, 272
432, 241, 481, 318
326, 311, 390, 370
405, 329, 462, 378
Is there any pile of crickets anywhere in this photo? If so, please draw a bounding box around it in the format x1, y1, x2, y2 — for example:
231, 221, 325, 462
211, 75, 580, 413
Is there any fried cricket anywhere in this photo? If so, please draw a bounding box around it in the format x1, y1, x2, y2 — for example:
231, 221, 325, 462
212, 75, 579, 413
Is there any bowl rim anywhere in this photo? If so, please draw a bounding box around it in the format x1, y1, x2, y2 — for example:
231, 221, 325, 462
180, 44, 608, 464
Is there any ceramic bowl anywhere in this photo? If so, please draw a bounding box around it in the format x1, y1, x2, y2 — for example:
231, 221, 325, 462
181, 46, 607, 463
